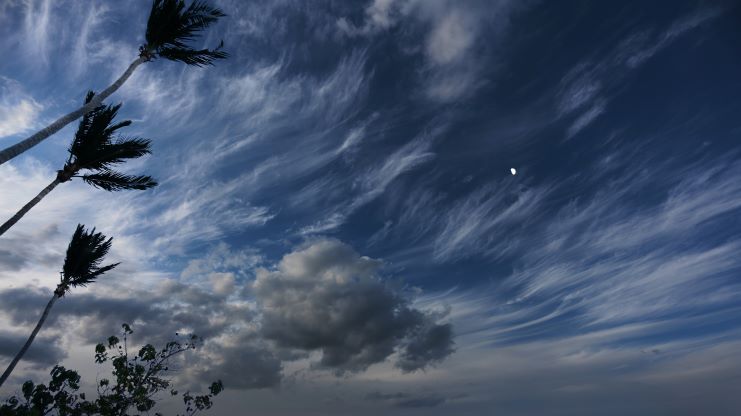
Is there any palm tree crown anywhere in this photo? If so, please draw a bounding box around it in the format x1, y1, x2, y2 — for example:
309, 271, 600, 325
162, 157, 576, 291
61, 91, 157, 191
0, 224, 119, 388
57, 224, 119, 297
142, 0, 228, 66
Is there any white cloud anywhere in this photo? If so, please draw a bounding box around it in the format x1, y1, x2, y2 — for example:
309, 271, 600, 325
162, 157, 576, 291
22, 0, 53, 66
68, 2, 110, 78
0, 77, 42, 139
300, 129, 438, 235
210, 272, 236, 296
366, 0, 398, 29
432, 182, 550, 262
338, 0, 518, 103
425, 9, 474, 66
566, 99, 606, 138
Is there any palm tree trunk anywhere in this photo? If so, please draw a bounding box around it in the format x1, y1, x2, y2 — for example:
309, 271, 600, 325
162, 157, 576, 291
0, 178, 61, 237
0, 57, 147, 166
0, 293, 58, 388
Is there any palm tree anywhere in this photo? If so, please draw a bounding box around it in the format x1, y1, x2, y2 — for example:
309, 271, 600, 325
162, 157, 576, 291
0, 92, 157, 238
0, 224, 119, 388
0, 0, 227, 166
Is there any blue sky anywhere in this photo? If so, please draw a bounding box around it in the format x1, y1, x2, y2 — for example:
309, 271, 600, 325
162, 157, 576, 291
1, 0, 741, 414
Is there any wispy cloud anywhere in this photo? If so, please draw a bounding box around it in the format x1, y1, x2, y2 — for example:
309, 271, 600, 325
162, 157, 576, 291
338, 0, 521, 103
432, 182, 550, 262
415, 151, 741, 353
623, 7, 724, 69
300, 129, 438, 234
556, 7, 724, 139
22, 0, 53, 67
68, 2, 110, 78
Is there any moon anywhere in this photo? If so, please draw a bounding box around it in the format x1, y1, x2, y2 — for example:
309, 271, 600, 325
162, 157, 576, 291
510, 168, 517, 175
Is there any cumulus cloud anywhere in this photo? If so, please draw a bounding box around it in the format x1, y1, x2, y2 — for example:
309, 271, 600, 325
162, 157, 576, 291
0, 282, 282, 390
252, 239, 454, 374
0, 77, 42, 139
0, 239, 454, 389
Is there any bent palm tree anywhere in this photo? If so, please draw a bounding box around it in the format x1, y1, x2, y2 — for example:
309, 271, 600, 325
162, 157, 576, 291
0, 92, 157, 238
0, 225, 119, 388
0, 0, 227, 166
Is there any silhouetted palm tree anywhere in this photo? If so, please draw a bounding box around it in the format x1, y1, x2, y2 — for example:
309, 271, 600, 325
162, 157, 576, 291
0, 0, 227, 165
0, 225, 119, 388
0, 92, 157, 237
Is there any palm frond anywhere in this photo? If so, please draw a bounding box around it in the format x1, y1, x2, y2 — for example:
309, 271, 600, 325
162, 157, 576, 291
145, 0, 227, 66
103, 120, 133, 137
77, 138, 153, 171
156, 41, 227, 66
82, 171, 158, 191
69, 92, 106, 161
62, 225, 119, 290
69, 100, 130, 166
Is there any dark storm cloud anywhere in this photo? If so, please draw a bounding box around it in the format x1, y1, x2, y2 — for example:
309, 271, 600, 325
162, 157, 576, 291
0, 249, 26, 271
396, 321, 454, 372
0, 225, 62, 273
0, 331, 65, 367
366, 390, 457, 408
0, 283, 282, 389
194, 330, 283, 390
252, 239, 454, 374
0, 238, 452, 388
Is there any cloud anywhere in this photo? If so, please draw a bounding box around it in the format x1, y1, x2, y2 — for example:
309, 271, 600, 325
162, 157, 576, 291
22, 0, 53, 66
189, 329, 283, 390
119, 63, 206, 124
566, 99, 606, 138
366, 390, 452, 408
68, 2, 110, 79
396, 321, 454, 372
210, 272, 236, 296
338, 0, 521, 103
432, 181, 550, 262
146, 179, 275, 254
251, 239, 454, 374
414, 151, 741, 354
0, 224, 60, 272
0, 330, 65, 368
300, 129, 438, 235
424, 8, 475, 66
623, 7, 723, 69
0, 77, 42, 139
555, 7, 724, 138
0, 238, 454, 389
0, 281, 282, 390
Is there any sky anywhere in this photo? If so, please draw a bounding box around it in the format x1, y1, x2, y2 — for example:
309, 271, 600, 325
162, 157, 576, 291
0, 0, 740, 414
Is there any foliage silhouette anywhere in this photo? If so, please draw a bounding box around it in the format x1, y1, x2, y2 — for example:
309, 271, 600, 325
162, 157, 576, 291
0, 225, 119, 388
0, 324, 223, 415
0, 0, 227, 166
0, 92, 156, 237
